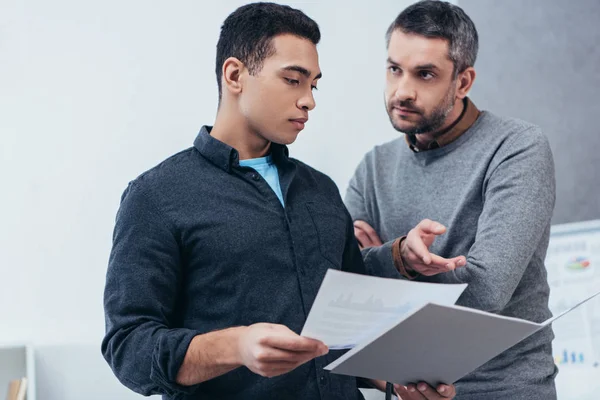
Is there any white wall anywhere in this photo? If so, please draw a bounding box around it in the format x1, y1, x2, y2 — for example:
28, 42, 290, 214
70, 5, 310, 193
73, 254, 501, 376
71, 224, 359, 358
0, 0, 419, 346
0, 1, 422, 398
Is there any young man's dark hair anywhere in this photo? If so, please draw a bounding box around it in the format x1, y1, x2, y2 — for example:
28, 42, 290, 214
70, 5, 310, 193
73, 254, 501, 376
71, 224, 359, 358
386, 0, 478, 75
215, 2, 321, 101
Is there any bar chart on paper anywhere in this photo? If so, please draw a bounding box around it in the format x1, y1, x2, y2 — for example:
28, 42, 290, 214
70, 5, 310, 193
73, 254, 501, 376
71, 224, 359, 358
545, 220, 600, 400
300, 270, 467, 350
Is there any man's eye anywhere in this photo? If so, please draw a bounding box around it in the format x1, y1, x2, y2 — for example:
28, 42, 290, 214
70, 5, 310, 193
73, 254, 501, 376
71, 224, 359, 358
420, 71, 435, 80
285, 78, 300, 85
311, 85, 318, 91
388, 66, 400, 74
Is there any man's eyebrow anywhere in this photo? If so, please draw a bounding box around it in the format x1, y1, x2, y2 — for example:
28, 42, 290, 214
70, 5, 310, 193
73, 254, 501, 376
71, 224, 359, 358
415, 63, 440, 71
386, 59, 441, 71
282, 65, 322, 80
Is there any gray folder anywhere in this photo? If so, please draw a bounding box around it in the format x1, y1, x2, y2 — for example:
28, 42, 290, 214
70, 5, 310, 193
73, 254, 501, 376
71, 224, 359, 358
325, 292, 600, 386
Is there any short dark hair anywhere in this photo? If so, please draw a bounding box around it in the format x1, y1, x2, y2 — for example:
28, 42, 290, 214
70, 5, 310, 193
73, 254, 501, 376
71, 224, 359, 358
215, 2, 320, 101
386, 0, 478, 75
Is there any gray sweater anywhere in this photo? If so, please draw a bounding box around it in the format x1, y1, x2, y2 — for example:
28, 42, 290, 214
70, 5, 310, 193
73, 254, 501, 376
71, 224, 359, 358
345, 111, 558, 399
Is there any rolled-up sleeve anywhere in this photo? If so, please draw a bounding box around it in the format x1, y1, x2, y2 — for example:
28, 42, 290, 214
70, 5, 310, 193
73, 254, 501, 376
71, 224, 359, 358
101, 181, 200, 396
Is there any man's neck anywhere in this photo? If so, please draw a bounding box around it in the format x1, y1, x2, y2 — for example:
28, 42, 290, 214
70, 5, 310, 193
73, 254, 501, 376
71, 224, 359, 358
413, 98, 465, 149
211, 107, 271, 160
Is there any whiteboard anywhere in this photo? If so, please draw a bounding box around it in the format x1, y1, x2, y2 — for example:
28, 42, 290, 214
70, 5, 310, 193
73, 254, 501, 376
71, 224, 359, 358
546, 220, 600, 400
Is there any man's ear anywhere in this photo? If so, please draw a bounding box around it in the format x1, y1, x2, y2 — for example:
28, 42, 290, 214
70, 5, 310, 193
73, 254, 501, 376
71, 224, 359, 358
222, 57, 245, 96
456, 66, 476, 99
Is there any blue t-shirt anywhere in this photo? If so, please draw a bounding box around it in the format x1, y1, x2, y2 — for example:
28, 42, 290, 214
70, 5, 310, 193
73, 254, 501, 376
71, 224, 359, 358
239, 154, 284, 206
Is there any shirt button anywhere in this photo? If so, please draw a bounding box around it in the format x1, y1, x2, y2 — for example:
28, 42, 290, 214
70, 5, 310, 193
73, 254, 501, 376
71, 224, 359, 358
320, 375, 326, 385
252, 173, 260, 181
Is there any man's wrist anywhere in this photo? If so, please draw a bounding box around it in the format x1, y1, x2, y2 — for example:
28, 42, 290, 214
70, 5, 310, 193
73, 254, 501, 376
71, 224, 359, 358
392, 236, 418, 279
232, 326, 249, 366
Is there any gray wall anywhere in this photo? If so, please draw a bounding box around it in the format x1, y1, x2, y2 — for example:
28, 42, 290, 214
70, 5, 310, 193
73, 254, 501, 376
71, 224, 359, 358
460, 0, 600, 224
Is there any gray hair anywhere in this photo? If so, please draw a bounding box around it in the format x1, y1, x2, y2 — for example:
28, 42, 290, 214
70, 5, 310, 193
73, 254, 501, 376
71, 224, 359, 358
386, 0, 479, 75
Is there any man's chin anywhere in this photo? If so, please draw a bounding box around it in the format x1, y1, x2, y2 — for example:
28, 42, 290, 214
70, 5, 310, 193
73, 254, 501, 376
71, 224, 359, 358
392, 121, 420, 135
270, 132, 300, 146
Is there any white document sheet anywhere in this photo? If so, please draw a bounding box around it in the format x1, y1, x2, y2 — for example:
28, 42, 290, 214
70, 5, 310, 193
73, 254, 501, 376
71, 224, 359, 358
300, 269, 467, 349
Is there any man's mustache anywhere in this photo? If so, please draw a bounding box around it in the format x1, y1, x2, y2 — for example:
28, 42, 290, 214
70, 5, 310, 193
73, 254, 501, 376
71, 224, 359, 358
389, 101, 422, 114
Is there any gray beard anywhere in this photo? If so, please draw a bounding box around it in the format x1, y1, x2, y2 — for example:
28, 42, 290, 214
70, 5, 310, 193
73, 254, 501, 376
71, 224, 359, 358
390, 85, 456, 135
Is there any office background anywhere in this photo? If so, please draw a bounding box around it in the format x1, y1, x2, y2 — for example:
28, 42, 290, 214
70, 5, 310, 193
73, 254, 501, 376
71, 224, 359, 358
1, 0, 598, 399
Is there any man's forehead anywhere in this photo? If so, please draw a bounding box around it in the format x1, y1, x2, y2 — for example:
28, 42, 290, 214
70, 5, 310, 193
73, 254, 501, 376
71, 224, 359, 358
267, 35, 321, 77
388, 30, 452, 68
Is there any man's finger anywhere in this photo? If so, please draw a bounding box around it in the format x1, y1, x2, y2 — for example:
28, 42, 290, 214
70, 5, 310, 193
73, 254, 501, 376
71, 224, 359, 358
437, 384, 455, 398
415, 382, 452, 400
408, 252, 467, 274
354, 227, 378, 248
354, 220, 383, 246
428, 253, 466, 271
393, 383, 407, 398
417, 219, 447, 236
444, 255, 467, 270
397, 383, 426, 400
254, 347, 322, 364
405, 234, 433, 265
452, 256, 467, 268
354, 227, 368, 247
263, 334, 327, 354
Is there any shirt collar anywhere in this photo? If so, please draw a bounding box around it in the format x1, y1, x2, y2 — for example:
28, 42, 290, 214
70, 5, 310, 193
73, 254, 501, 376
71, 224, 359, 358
406, 97, 480, 152
193, 126, 289, 172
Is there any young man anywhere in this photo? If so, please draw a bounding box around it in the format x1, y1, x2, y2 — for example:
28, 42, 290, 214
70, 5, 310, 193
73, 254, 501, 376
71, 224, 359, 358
347, 1, 557, 399
102, 3, 455, 400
